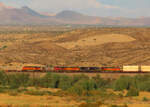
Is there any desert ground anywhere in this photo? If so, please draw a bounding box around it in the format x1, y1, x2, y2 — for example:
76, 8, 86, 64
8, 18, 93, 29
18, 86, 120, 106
0, 26, 150, 107
0, 26, 150, 70
0, 87, 150, 107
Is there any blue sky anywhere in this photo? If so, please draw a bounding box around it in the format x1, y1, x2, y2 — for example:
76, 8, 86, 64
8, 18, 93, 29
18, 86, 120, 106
0, 0, 150, 17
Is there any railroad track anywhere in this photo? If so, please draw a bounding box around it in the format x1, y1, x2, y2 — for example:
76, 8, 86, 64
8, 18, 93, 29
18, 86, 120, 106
4, 70, 150, 74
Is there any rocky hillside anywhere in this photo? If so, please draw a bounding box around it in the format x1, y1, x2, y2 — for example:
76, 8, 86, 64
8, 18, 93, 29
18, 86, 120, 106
0, 27, 150, 67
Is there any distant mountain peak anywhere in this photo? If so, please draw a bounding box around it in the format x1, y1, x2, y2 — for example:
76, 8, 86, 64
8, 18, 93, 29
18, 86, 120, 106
21, 6, 46, 17
56, 10, 84, 17
22, 6, 29, 8
55, 10, 87, 21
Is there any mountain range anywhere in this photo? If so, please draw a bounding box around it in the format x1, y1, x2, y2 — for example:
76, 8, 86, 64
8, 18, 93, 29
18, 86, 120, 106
0, 3, 150, 26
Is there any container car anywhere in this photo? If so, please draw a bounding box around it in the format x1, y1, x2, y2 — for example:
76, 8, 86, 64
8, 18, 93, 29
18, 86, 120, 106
123, 66, 139, 72
140, 66, 150, 72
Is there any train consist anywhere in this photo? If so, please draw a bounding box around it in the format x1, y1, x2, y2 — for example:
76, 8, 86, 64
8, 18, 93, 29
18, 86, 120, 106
53, 66, 150, 73
5, 65, 150, 73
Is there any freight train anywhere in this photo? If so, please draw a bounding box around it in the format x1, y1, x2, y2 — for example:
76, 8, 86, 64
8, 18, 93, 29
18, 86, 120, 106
5, 65, 150, 73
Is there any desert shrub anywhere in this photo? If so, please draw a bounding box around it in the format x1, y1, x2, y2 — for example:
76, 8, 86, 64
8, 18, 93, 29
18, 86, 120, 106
71, 74, 89, 85
40, 72, 52, 88
126, 87, 139, 97
118, 92, 124, 98
122, 104, 128, 107
110, 105, 119, 107
29, 77, 43, 88
137, 81, 150, 91
8, 75, 22, 89
8, 73, 30, 89
58, 75, 72, 90
78, 101, 101, 107
41, 73, 60, 88
92, 75, 109, 88
25, 90, 51, 96
109, 104, 128, 107
142, 97, 149, 101
0, 71, 8, 85
2, 45, 7, 49
68, 83, 85, 96
0, 87, 5, 93
134, 75, 150, 82
8, 90, 19, 96
68, 79, 97, 96
113, 76, 133, 91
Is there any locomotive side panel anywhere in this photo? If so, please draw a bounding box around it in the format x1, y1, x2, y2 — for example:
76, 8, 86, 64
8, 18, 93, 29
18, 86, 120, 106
22, 66, 43, 72
101, 67, 121, 72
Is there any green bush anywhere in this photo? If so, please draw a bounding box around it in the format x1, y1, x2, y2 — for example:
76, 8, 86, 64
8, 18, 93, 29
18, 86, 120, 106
142, 97, 149, 101
8, 74, 30, 89
92, 75, 108, 88
113, 76, 132, 91
58, 75, 72, 90
8, 90, 19, 96
41, 73, 60, 88
25, 90, 52, 96
71, 74, 89, 85
137, 81, 150, 91
68, 79, 97, 96
126, 87, 139, 97
0, 71, 8, 86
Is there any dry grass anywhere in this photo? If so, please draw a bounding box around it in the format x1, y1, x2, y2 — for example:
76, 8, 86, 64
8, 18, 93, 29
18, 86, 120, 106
0, 93, 79, 107
57, 34, 135, 49
0, 88, 149, 107
0, 27, 150, 70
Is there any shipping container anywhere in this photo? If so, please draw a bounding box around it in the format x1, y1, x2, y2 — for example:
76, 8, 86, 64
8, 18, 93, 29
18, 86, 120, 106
123, 66, 139, 72
141, 66, 150, 72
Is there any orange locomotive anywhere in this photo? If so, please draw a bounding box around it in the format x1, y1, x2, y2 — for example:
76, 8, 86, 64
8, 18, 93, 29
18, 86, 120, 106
54, 67, 80, 72
22, 66, 45, 72
101, 67, 121, 72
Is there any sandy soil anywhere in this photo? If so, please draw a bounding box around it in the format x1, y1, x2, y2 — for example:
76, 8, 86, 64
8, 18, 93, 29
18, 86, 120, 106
0, 94, 79, 107
57, 34, 135, 49
0, 27, 150, 68
0, 90, 149, 107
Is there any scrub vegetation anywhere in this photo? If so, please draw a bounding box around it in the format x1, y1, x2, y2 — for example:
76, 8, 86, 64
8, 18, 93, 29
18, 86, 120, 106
0, 71, 150, 106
